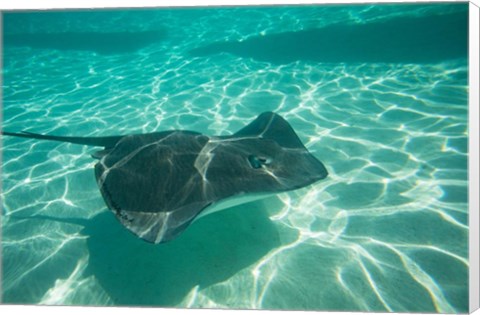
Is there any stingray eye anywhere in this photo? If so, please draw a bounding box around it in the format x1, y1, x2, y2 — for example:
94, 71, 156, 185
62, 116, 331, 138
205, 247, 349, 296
248, 155, 271, 169
258, 156, 271, 164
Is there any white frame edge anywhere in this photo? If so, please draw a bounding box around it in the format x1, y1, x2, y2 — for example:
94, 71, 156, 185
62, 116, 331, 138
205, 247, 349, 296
469, 1, 480, 313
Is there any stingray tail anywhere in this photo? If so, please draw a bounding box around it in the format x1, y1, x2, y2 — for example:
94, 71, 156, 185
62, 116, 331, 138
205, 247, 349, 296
1, 131, 122, 148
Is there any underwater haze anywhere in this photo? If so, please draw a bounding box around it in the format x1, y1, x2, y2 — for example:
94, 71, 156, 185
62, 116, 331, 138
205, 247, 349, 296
1, 3, 469, 312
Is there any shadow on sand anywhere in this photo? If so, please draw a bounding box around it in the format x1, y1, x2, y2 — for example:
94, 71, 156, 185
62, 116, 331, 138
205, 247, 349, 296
19, 201, 281, 306
189, 11, 468, 64
4, 30, 166, 55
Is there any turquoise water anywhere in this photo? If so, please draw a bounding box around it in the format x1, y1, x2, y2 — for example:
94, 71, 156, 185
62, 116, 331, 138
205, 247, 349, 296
1, 3, 469, 312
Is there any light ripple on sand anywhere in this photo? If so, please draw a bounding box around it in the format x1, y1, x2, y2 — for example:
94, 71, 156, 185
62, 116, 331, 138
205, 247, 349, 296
1, 6, 468, 312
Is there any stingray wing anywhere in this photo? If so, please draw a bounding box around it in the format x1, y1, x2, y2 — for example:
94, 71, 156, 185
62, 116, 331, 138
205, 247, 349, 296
229, 111, 307, 148
94, 131, 212, 243
110, 201, 211, 243
2, 112, 328, 244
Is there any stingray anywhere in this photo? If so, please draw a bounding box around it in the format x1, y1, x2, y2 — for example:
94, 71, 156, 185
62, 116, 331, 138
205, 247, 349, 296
2, 112, 328, 244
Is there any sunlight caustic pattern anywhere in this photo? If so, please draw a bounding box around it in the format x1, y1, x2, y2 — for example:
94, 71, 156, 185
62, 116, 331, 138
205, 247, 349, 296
1, 3, 468, 312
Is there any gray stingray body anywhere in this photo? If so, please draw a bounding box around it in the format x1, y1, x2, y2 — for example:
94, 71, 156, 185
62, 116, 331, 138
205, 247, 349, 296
2, 112, 328, 243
